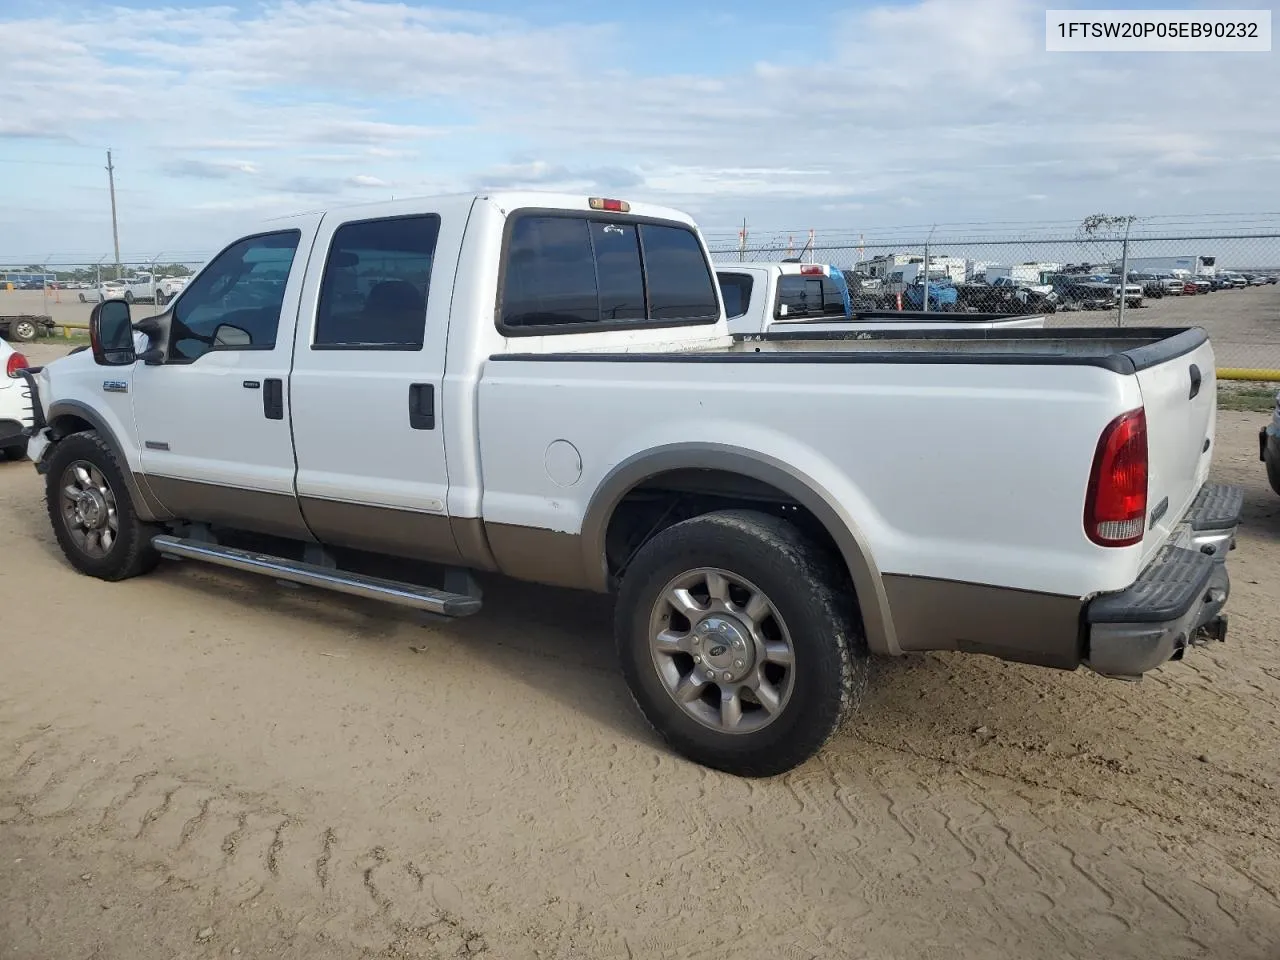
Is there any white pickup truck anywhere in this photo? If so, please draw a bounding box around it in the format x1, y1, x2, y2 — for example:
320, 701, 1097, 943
109, 273, 189, 305
19, 192, 1241, 777
718, 261, 1046, 336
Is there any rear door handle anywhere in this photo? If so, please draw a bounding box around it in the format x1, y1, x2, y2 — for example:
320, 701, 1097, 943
263, 378, 284, 420
409, 383, 434, 430
1189, 363, 1202, 400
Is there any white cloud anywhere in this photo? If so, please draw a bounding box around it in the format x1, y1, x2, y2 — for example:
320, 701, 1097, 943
0, 0, 1275, 256
163, 159, 258, 179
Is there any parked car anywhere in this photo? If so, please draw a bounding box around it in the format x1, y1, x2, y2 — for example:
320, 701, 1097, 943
1261, 393, 1280, 496
0, 335, 33, 460
20, 191, 1242, 777
1153, 274, 1186, 295
82, 281, 127, 303
1183, 276, 1213, 294
1126, 273, 1165, 299
1045, 274, 1116, 310
956, 277, 1059, 316
1100, 276, 1145, 307
115, 273, 188, 305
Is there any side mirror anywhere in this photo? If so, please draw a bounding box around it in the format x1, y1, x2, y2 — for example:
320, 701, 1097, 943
213, 323, 251, 347
89, 300, 136, 366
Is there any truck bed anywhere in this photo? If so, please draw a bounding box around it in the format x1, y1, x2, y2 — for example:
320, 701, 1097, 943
741, 326, 1206, 373
506, 326, 1207, 376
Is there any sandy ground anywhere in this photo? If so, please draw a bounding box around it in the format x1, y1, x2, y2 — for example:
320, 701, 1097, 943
2, 348, 1280, 959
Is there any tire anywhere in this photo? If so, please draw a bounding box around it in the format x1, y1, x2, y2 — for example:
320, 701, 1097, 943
79, 293, 87, 303
10, 318, 37, 342
615, 508, 868, 777
124, 291, 135, 304
2, 442, 27, 461
1266, 449, 1280, 498
155, 290, 169, 306
44, 431, 162, 581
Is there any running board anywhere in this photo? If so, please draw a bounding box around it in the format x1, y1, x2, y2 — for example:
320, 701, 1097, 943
151, 535, 483, 618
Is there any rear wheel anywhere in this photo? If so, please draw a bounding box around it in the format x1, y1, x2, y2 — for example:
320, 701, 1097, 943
124, 291, 135, 304
10, 318, 37, 342
2, 442, 27, 461
45, 432, 161, 581
615, 509, 868, 777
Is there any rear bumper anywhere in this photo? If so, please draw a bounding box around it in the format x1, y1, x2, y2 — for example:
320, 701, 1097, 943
1083, 483, 1242, 680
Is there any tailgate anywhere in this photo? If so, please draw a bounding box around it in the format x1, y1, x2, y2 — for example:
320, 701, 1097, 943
1135, 336, 1217, 563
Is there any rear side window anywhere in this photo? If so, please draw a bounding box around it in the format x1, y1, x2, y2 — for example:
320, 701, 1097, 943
775, 275, 847, 319
499, 213, 720, 333
717, 272, 754, 319
314, 214, 440, 350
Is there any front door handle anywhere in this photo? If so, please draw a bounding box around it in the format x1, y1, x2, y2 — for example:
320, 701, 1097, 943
409, 383, 434, 430
263, 378, 284, 420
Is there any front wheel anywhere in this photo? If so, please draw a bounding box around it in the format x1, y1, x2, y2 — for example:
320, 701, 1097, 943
615, 509, 868, 777
78, 292, 87, 303
155, 290, 169, 306
45, 432, 162, 581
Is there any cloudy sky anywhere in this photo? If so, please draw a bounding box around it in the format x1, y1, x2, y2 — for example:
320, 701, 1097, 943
0, 0, 1275, 263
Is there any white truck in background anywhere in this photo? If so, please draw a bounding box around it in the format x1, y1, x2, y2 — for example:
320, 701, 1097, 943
18, 191, 1241, 778
718, 262, 1047, 335
110, 273, 190, 305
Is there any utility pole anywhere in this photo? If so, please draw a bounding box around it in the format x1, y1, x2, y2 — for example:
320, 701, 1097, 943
106, 149, 122, 281
1116, 217, 1132, 328
921, 224, 937, 314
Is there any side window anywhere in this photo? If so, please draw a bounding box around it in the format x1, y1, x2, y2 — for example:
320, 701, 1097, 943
499, 213, 720, 333
717, 273, 754, 319
314, 215, 440, 349
637, 224, 719, 322
168, 231, 301, 362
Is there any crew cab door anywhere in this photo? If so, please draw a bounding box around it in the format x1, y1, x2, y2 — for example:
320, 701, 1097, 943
130, 221, 320, 540
288, 206, 462, 565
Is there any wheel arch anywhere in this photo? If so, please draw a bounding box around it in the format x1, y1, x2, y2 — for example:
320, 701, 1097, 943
581, 443, 899, 655
45, 400, 172, 522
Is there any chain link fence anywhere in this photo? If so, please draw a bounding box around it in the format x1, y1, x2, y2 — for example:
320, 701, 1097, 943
5, 228, 1280, 377
709, 230, 1280, 378
0, 258, 209, 336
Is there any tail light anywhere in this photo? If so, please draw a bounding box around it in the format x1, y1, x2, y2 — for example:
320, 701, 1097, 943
799, 264, 825, 275
1085, 408, 1148, 547
6, 351, 27, 378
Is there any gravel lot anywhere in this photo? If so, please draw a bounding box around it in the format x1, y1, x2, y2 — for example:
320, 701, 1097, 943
2, 327, 1280, 959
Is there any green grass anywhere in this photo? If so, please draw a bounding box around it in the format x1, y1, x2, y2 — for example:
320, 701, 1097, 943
36, 333, 90, 347
1218, 382, 1278, 413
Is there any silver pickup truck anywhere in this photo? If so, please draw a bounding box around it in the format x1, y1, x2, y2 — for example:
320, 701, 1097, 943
718, 261, 1047, 336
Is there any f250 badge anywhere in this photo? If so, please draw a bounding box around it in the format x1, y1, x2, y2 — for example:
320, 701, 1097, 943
102, 380, 129, 393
